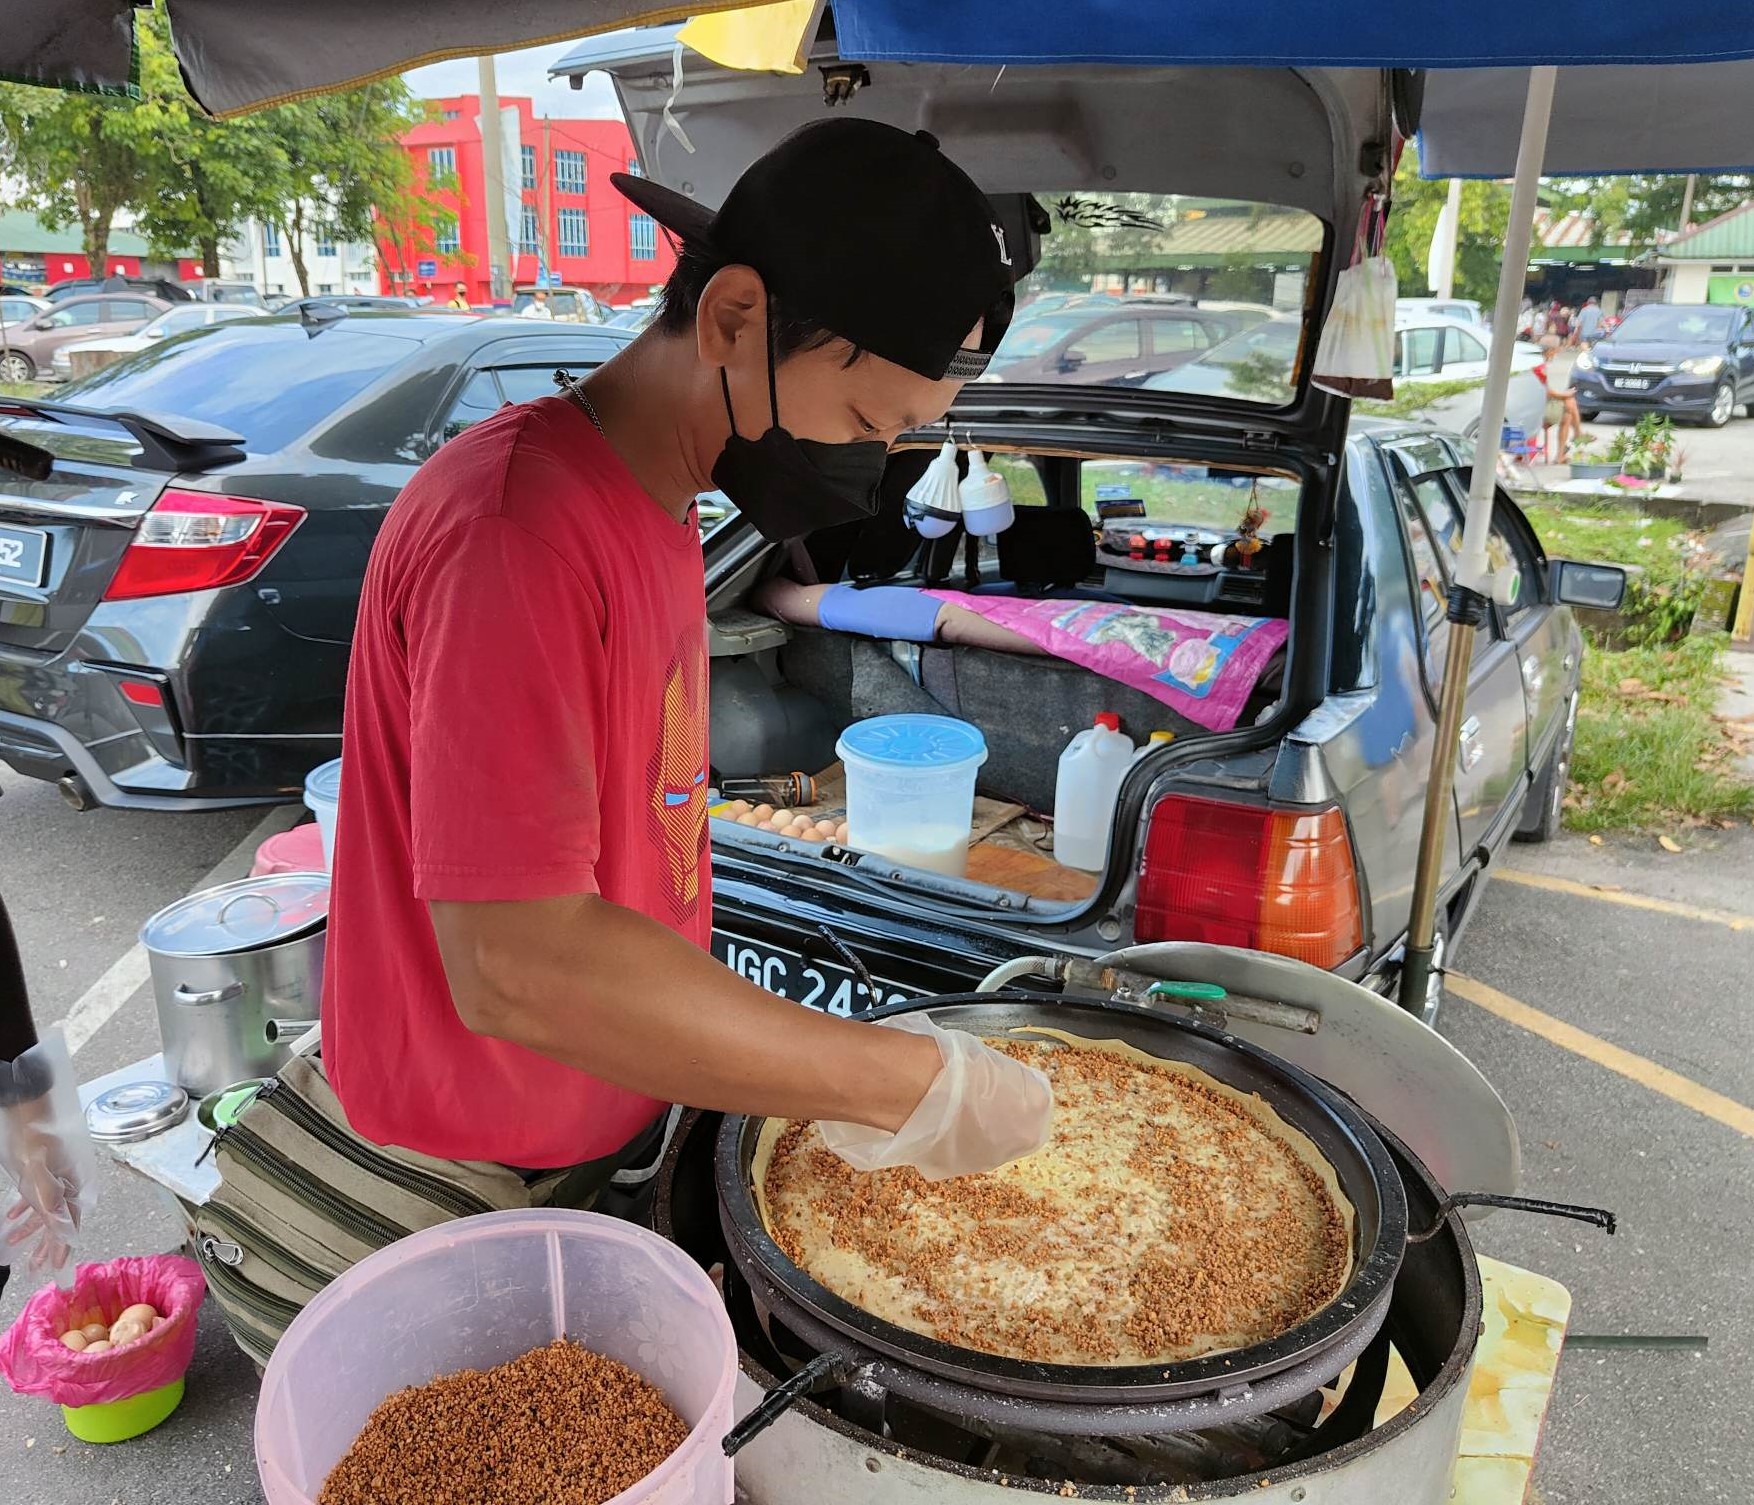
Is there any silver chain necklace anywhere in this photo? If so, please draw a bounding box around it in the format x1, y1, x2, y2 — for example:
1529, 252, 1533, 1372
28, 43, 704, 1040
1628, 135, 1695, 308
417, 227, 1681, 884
553, 368, 606, 437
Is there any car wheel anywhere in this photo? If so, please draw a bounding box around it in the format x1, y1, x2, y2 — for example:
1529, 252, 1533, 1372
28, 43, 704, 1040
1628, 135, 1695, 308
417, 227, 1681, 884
1707, 380, 1736, 428
1515, 690, 1577, 844
0, 351, 34, 384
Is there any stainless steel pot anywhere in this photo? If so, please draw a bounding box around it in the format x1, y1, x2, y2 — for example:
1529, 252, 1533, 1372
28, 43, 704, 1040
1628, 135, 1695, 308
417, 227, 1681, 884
140, 873, 328, 1096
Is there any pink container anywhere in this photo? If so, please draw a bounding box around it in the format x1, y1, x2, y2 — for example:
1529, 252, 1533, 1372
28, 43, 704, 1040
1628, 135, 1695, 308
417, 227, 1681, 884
255, 1211, 736, 1505
250, 825, 327, 877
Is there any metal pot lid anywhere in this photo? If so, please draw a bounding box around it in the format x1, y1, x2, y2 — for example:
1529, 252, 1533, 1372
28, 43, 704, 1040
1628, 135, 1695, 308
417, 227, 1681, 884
86, 1080, 190, 1143
140, 872, 330, 957
1085, 943, 1520, 1200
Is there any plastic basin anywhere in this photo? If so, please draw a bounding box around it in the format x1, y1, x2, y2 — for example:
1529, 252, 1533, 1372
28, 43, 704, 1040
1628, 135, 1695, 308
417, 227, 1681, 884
836, 714, 988, 878
301, 758, 341, 871
255, 1210, 736, 1505
62, 1377, 185, 1443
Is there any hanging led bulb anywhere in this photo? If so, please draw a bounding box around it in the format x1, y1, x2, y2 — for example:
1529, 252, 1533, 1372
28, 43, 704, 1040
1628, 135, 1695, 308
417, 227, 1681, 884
905, 437, 962, 538
959, 447, 1014, 537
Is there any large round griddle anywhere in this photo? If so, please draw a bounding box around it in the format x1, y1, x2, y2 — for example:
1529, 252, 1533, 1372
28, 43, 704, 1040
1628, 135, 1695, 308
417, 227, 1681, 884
717, 995, 1408, 1412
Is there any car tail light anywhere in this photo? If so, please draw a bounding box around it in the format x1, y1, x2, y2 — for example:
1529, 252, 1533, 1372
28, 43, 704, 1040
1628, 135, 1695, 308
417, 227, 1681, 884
103, 490, 304, 602
1137, 794, 1364, 970
116, 679, 163, 708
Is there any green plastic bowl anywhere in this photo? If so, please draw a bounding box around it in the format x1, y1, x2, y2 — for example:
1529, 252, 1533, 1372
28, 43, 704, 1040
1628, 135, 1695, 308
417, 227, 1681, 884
61, 1377, 185, 1443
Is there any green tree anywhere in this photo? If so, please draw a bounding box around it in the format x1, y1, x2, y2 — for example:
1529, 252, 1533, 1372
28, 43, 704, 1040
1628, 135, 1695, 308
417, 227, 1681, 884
1382, 148, 1511, 304
0, 86, 143, 274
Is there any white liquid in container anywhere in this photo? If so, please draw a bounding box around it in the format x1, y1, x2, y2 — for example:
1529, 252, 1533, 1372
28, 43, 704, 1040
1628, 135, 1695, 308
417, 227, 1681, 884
854, 830, 970, 878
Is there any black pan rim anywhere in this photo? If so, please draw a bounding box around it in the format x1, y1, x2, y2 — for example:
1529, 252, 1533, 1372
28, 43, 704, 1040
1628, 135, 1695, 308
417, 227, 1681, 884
716, 994, 1409, 1404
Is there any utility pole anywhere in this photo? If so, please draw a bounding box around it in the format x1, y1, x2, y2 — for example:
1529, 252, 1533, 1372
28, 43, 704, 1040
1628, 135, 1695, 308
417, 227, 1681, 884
1433, 178, 1464, 300
541, 116, 556, 283
1678, 173, 1699, 233
477, 55, 511, 302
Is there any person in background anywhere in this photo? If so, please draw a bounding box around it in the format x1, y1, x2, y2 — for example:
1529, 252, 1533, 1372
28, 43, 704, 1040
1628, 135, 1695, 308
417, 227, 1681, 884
1536, 333, 1581, 464
448, 281, 471, 311
1549, 303, 1573, 342
520, 288, 555, 320
1574, 295, 1604, 345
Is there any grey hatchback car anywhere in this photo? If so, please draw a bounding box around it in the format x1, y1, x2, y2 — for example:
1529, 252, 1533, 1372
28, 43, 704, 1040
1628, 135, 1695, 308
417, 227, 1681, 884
0, 291, 172, 382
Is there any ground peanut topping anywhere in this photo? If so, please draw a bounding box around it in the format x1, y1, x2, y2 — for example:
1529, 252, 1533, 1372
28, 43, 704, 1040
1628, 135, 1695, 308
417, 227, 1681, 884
762, 1038, 1351, 1364
317, 1339, 690, 1505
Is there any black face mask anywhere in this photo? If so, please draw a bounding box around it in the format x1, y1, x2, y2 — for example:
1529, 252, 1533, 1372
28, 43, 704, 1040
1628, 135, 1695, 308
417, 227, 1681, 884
710, 329, 888, 544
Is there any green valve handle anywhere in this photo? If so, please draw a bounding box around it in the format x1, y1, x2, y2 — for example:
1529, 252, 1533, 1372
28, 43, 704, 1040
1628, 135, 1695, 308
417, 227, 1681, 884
1146, 981, 1228, 1003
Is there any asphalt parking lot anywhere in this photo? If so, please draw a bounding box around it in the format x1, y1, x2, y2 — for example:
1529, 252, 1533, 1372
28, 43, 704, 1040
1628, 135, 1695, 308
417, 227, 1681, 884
1, 771, 1750, 1504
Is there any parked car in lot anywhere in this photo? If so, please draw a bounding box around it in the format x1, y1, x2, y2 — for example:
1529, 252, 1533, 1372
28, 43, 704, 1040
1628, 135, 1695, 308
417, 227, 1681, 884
0, 313, 631, 809
0, 292, 172, 383
511, 285, 605, 323
49, 302, 268, 377
981, 304, 1256, 385
565, 29, 1626, 1016
1571, 301, 1754, 426
1398, 296, 1486, 327
1145, 314, 1546, 443
183, 278, 267, 306
0, 294, 49, 329
44, 275, 190, 304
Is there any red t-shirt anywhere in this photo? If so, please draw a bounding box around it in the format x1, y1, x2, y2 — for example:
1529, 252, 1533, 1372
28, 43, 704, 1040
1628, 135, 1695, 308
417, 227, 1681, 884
321, 396, 710, 1167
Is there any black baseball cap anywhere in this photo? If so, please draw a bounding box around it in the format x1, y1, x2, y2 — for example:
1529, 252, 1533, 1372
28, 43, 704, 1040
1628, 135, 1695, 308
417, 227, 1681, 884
611, 118, 1016, 382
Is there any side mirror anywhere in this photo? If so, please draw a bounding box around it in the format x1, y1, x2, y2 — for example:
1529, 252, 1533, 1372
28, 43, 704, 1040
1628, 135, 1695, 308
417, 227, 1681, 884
1550, 558, 1627, 610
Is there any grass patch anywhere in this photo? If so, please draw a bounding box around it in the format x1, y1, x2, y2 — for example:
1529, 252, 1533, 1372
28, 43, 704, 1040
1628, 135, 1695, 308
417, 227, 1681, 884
0, 380, 51, 399
1566, 635, 1754, 833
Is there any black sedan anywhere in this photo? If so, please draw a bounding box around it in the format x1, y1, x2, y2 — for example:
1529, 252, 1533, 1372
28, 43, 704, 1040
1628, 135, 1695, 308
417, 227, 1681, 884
0, 312, 630, 810
1572, 301, 1754, 427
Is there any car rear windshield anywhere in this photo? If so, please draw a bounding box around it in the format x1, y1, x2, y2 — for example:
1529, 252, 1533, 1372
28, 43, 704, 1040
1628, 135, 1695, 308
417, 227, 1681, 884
981, 194, 1320, 407
1613, 305, 1736, 343
57, 323, 423, 453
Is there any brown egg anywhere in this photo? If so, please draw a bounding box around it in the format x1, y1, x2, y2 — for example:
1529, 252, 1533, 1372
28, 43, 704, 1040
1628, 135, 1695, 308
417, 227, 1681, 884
82, 1339, 113, 1354
815, 819, 838, 837
728, 799, 752, 816
109, 1320, 150, 1347
751, 804, 774, 822
81, 1322, 110, 1343
799, 828, 825, 843
117, 1303, 160, 1329
60, 1330, 89, 1352
836, 822, 850, 843
735, 812, 759, 826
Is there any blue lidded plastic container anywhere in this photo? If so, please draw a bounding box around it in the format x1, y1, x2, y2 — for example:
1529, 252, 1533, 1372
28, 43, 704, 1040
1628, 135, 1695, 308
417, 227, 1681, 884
835, 715, 988, 878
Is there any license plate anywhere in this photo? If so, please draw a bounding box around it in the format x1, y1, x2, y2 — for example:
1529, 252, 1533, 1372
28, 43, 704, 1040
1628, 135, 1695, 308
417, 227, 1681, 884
0, 524, 47, 588
714, 934, 918, 1016
1612, 377, 1652, 391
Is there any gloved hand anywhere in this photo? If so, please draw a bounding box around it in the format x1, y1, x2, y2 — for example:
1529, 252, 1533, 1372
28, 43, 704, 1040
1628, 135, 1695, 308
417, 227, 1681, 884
1, 1030, 97, 1288
819, 1013, 1053, 1181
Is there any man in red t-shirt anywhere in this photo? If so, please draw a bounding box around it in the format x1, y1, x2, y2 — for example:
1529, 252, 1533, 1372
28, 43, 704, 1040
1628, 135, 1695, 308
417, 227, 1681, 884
321, 120, 1051, 1188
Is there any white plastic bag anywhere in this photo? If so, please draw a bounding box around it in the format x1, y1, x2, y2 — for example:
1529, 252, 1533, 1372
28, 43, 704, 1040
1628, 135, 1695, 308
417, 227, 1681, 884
1312, 255, 1398, 400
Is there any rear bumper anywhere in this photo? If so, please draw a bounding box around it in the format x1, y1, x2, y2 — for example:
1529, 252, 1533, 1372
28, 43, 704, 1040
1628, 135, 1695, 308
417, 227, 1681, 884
0, 706, 284, 812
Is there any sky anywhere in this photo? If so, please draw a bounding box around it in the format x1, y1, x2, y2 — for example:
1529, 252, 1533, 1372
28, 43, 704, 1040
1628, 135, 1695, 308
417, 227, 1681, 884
402, 43, 624, 117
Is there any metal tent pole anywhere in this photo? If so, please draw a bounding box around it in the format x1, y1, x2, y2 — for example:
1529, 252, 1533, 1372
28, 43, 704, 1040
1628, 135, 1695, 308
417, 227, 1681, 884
1398, 65, 1557, 1015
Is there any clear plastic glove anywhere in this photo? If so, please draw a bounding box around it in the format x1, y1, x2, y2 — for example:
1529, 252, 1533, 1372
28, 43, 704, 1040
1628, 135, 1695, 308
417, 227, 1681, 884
0, 1029, 97, 1288
819, 1013, 1053, 1181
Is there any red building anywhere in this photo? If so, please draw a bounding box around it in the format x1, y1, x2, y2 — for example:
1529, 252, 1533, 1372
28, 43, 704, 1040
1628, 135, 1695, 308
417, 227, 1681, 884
383, 96, 675, 306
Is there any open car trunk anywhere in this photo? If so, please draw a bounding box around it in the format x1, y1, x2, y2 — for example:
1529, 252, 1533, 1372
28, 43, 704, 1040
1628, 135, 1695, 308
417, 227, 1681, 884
705, 439, 1298, 913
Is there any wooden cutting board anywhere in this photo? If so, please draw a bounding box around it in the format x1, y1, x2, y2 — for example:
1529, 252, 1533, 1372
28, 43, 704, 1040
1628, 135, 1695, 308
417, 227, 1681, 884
965, 843, 1099, 902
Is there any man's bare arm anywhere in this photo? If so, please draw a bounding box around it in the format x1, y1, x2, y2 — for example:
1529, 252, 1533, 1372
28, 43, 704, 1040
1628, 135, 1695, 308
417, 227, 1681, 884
428, 894, 941, 1131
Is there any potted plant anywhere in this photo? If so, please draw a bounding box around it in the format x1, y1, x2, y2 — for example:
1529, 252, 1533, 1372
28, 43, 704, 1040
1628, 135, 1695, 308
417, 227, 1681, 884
1567, 436, 1617, 481
1606, 414, 1680, 482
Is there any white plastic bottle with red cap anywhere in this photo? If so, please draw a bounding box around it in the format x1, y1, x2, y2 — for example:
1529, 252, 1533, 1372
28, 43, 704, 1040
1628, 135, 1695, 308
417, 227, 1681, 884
1053, 713, 1135, 871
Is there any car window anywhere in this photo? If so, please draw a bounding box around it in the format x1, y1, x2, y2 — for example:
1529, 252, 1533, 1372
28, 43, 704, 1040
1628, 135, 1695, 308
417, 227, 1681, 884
1148, 317, 1211, 355
46, 301, 106, 329
1488, 513, 1537, 621
441, 371, 503, 439
102, 300, 155, 322
1402, 471, 1532, 637
1068, 319, 1141, 364
551, 293, 583, 319
1398, 327, 1442, 376
150, 307, 212, 336
1449, 329, 1489, 364
988, 453, 1049, 507
1613, 304, 1736, 343
494, 367, 561, 404
1080, 459, 1296, 534
61, 324, 417, 453
1395, 476, 1452, 635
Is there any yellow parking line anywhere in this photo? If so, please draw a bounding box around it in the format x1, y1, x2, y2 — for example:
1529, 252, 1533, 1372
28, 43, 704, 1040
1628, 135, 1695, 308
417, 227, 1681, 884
1496, 867, 1754, 932
1448, 973, 1754, 1142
